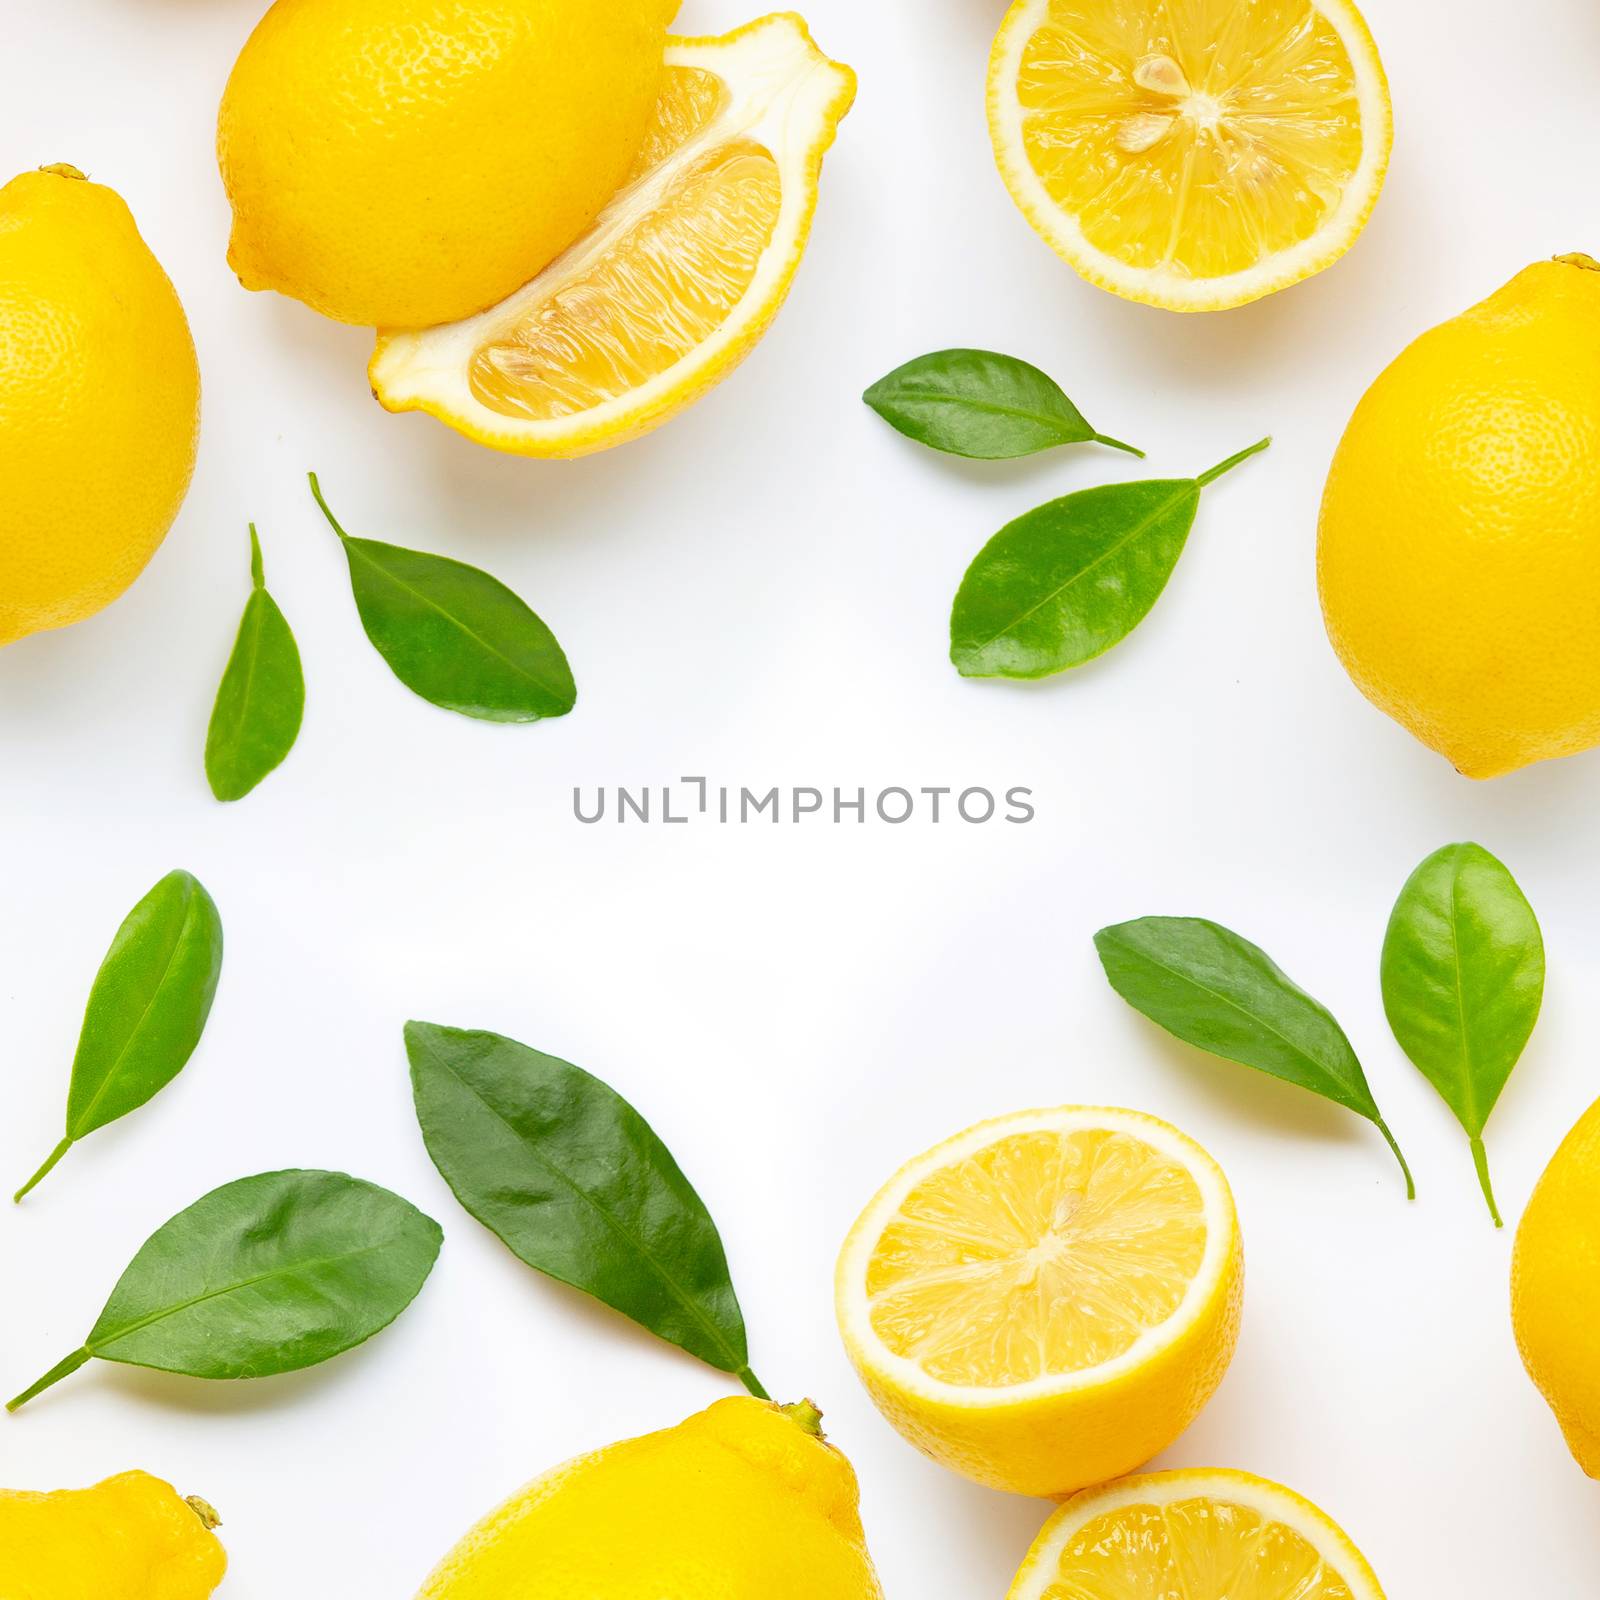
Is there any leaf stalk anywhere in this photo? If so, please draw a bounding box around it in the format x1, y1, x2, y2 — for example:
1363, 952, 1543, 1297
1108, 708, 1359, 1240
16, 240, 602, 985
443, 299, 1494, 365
14, 1136, 73, 1204
737, 1365, 770, 1400
1196, 436, 1272, 488
7, 1347, 90, 1412
1471, 1136, 1503, 1228
1092, 432, 1145, 459
307, 472, 349, 541
1374, 1117, 1416, 1200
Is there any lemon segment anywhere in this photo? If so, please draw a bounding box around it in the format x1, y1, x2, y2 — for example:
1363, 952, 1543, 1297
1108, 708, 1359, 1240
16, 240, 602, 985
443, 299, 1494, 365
836, 1107, 1242, 1498
370, 13, 856, 458
987, 0, 1392, 311
1009, 1471, 1387, 1600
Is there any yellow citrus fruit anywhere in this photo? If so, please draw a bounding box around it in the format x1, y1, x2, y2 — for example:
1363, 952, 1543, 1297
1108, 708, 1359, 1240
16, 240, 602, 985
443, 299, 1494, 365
0, 1470, 226, 1598
1318, 256, 1600, 779
834, 1106, 1243, 1498
369, 12, 855, 457
1512, 1095, 1600, 1476
1009, 1469, 1386, 1600
0, 166, 200, 648
987, 0, 1392, 311
217, 0, 679, 329
414, 1396, 883, 1598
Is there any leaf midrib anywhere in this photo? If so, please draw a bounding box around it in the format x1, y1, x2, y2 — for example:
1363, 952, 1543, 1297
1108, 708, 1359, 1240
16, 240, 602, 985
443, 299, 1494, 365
1110, 933, 1368, 1110
418, 1034, 743, 1371
92, 1238, 397, 1354
883, 387, 1078, 435
71, 891, 200, 1138
350, 541, 568, 706
962, 480, 1194, 656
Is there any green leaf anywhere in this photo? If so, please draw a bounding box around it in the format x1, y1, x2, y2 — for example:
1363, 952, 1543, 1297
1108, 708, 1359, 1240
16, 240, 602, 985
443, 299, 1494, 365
862, 348, 1142, 460
1381, 842, 1544, 1226
310, 474, 576, 723
1095, 916, 1414, 1196
7, 1170, 442, 1411
406, 1021, 764, 1395
205, 524, 306, 802
950, 437, 1269, 679
15, 871, 224, 1203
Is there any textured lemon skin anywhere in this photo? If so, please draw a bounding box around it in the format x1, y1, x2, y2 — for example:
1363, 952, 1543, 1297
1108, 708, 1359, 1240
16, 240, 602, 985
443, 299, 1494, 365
0, 168, 200, 647
415, 1398, 884, 1599
1318, 258, 1600, 778
0, 1471, 226, 1598
836, 1109, 1244, 1500
218, 0, 677, 329
1513, 1096, 1600, 1475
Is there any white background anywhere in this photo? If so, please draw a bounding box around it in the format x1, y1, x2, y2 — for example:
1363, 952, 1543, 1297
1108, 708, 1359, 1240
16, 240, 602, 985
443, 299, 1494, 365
3, 0, 1600, 1592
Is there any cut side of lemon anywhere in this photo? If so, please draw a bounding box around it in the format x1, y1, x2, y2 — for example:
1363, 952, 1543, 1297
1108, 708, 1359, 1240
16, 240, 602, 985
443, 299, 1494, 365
835, 1107, 1242, 1497
988, 0, 1392, 312
1010, 1470, 1388, 1600
369, 13, 855, 457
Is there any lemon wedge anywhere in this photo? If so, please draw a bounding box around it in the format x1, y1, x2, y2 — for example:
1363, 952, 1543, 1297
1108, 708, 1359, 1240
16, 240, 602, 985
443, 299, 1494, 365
987, 0, 1392, 311
835, 1107, 1242, 1498
1010, 1470, 1387, 1600
369, 12, 854, 456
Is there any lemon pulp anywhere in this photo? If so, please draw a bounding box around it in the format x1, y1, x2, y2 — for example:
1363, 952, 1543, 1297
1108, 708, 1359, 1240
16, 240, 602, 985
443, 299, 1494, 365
990, 0, 1390, 308
468, 63, 781, 424
1047, 1499, 1354, 1598
865, 1128, 1208, 1387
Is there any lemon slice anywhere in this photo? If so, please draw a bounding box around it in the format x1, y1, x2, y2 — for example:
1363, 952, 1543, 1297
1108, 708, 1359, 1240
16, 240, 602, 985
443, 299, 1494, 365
369, 13, 855, 457
1010, 1470, 1387, 1600
987, 0, 1392, 311
835, 1107, 1242, 1497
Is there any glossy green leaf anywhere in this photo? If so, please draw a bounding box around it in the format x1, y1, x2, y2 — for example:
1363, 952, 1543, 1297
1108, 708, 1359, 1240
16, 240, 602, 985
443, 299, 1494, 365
863, 348, 1141, 460
205, 524, 306, 802
1381, 842, 1544, 1226
311, 474, 576, 723
406, 1021, 764, 1395
950, 437, 1269, 679
15, 871, 224, 1203
1095, 915, 1414, 1196
8, 1170, 441, 1411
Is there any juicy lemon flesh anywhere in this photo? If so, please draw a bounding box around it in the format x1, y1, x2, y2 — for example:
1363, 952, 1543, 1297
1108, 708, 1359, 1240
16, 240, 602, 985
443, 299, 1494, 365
467, 66, 781, 423
1041, 1498, 1355, 1600
1018, 0, 1364, 280
865, 1129, 1207, 1387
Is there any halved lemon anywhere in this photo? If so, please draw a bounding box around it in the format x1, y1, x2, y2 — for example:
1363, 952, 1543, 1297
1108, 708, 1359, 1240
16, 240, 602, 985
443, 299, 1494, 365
1010, 1470, 1387, 1599
835, 1107, 1242, 1498
369, 13, 855, 457
988, 0, 1392, 312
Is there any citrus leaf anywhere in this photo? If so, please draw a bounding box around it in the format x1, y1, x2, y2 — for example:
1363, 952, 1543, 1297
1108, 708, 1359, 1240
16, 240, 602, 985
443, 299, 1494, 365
1381, 842, 1544, 1226
311, 474, 576, 723
950, 438, 1268, 679
863, 348, 1141, 459
205, 524, 305, 802
406, 1021, 764, 1395
8, 1170, 442, 1410
1095, 915, 1414, 1196
15, 871, 223, 1203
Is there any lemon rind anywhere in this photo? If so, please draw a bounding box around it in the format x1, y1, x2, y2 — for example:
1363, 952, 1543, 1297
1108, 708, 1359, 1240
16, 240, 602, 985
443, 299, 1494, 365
835, 1106, 1238, 1409
1008, 1469, 1388, 1600
986, 0, 1394, 313
369, 12, 855, 457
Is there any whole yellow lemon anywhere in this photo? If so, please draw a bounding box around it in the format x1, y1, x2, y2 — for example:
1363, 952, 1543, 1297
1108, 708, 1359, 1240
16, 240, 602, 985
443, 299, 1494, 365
0, 166, 200, 648
1318, 255, 1600, 778
1512, 1095, 1600, 1476
217, 0, 678, 329
415, 1397, 883, 1599
0, 1470, 226, 1598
